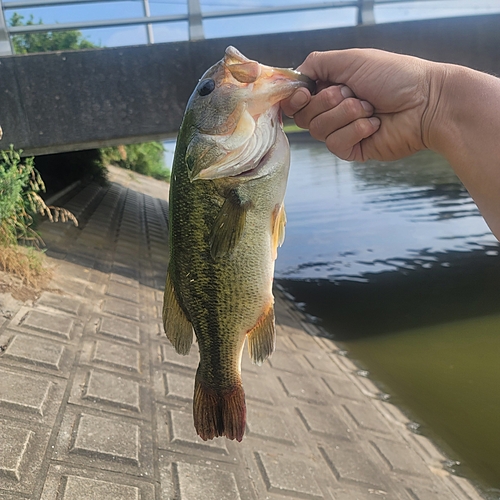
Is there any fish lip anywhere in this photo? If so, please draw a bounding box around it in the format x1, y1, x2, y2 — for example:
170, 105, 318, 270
273, 68, 316, 94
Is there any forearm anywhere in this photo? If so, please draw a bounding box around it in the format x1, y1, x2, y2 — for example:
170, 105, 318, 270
425, 64, 500, 238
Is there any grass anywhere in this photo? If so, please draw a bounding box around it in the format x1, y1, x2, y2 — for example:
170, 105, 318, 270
101, 142, 170, 182
0, 145, 77, 290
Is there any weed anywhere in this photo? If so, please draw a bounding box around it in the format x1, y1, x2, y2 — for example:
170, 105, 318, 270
0, 145, 76, 287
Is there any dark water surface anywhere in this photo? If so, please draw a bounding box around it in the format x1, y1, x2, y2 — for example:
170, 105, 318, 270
277, 134, 500, 496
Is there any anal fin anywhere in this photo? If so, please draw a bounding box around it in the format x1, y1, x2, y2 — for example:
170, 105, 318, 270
247, 302, 276, 365
162, 269, 193, 355
193, 371, 246, 442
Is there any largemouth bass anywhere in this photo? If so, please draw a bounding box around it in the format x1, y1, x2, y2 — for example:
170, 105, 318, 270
163, 46, 314, 441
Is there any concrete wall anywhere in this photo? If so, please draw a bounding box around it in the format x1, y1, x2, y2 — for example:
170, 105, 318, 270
1, 13, 500, 156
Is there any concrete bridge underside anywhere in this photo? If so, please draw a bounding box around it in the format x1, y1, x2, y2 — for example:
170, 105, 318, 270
1, 13, 499, 156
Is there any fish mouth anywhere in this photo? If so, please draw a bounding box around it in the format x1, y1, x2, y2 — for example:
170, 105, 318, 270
189, 47, 314, 182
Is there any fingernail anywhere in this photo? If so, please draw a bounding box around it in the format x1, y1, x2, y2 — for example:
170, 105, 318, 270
290, 90, 308, 109
361, 100, 373, 113
340, 85, 354, 98
369, 117, 381, 128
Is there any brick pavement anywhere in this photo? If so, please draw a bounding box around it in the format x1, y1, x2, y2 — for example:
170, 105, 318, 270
0, 167, 485, 500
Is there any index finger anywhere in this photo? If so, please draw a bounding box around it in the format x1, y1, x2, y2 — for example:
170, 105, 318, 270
281, 87, 311, 118
297, 49, 372, 86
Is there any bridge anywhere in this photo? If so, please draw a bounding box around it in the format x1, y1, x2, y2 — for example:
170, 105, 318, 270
0, 6, 499, 155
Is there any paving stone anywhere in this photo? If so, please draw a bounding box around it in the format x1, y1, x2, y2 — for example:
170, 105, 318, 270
21, 310, 74, 339
109, 273, 139, 288
163, 371, 194, 401
255, 451, 323, 498
70, 413, 140, 465
319, 444, 386, 489
0, 369, 51, 415
242, 371, 275, 405
160, 342, 199, 370
4, 333, 65, 370
0, 426, 32, 480
92, 339, 141, 373
82, 370, 141, 412
0, 418, 51, 496
295, 404, 352, 440
106, 282, 140, 303
269, 350, 307, 373
407, 485, 448, 500
288, 332, 323, 353
40, 464, 156, 500
246, 406, 295, 445
99, 317, 140, 344
278, 373, 330, 405
165, 410, 229, 454
329, 487, 397, 500
37, 292, 81, 315
342, 402, 390, 434
111, 265, 138, 281
322, 374, 364, 401
60, 475, 140, 500
370, 439, 430, 477
175, 462, 241, 500
102, 298, 140, 321
303, 352, 345, 376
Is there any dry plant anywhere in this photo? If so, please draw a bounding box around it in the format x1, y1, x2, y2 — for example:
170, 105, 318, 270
0, 145, 77, 289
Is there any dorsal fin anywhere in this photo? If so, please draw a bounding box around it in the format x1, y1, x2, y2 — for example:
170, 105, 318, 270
247, 302, 276, 365
162, 269, 193, 355
210, 191, 249, 260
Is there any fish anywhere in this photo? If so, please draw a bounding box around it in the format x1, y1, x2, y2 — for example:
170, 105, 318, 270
163, 46, 314, 441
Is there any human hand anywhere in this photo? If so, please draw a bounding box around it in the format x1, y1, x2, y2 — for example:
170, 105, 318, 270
282, 49, 444, 162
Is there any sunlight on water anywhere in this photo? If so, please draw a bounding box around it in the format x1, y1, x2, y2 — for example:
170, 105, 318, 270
279, 134, 500, 496
277, 137, 497, 281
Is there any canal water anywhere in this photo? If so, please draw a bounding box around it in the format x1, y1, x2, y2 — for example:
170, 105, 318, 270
277, 133, 500, 496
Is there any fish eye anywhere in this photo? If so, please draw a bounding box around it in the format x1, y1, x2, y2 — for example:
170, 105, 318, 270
198, 79, 215, 96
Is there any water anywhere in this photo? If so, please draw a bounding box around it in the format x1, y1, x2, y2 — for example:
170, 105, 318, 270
277, 134, 500, 496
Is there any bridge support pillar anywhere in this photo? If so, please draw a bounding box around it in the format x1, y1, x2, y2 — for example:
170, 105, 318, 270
0, 0, 13, 56
357, 0, 375, 25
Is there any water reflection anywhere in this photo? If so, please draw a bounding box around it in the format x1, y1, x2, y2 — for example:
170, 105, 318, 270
279, 134, 500, 495
277, 135, 498, 282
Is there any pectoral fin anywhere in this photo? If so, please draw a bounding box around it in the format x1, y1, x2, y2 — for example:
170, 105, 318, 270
247, 302, 276, 365
210, 192, 249, 259
271, 203, 287, 260
162, 269, 193, 355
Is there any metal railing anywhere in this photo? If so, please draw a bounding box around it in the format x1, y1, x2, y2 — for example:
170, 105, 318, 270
0, 0, 469, 56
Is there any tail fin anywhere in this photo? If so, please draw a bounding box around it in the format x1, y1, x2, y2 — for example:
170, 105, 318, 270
193, 372, 246, 442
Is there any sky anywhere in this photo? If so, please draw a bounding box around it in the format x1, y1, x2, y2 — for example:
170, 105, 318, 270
4, 0, 500, 49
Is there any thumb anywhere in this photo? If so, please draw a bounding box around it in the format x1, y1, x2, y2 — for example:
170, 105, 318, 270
297, 49, 369, 87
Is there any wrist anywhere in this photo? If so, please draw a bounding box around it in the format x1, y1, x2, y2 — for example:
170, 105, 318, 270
420, 61, 457, 155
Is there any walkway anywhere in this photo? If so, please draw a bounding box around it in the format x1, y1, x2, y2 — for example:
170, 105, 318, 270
0, 166, 484, 499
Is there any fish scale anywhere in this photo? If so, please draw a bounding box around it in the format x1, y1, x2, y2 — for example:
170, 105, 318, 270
163, 46, 314, 441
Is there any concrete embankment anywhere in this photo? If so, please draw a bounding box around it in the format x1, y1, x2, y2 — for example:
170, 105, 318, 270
0, 167, 484, 499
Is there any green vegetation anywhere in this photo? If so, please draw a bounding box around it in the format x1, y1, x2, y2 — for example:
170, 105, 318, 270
101, 142, 170, 182
9, 14, 170, 183
0, 146, 77, 287
9, 13, 97, 53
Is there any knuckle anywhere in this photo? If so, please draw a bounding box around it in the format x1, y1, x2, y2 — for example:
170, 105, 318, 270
325, 134, 343, 156
353, 118, 372, 137
319, 86, 341, 109
293, 112, 309, 130
308, 117, 325, 140
342, 98, 362, 119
